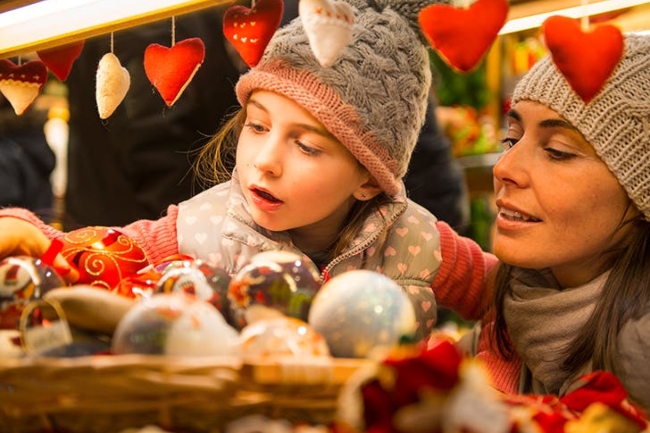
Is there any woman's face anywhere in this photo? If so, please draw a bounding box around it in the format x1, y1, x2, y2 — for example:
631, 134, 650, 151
235, 90, 375, 251
493, 100, 636, 288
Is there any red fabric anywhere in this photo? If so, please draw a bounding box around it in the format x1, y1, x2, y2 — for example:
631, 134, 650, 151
432, 220, 497, 321
543, 16, 624, 103
36, 41, 85, 81
143, 38, 205, 107
419, 0, 508, 73
223, 0, 284, 67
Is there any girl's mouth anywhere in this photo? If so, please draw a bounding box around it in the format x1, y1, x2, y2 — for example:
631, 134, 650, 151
253, 188, 282, 203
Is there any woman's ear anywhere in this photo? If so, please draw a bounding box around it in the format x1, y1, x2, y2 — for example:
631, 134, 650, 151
353, 177, 383, 201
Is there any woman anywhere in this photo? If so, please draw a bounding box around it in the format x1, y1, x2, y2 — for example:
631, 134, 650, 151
466, 33, 650, 411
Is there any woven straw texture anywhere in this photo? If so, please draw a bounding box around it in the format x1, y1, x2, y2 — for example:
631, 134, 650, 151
0, 355, 368, 433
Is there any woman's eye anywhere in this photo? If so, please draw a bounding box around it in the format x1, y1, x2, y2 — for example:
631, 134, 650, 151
501, 137, 519, 149
544, 147, 575, 161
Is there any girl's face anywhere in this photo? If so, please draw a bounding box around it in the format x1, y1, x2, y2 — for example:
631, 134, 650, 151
236, 90, 377, 251
493, 100, 636, 288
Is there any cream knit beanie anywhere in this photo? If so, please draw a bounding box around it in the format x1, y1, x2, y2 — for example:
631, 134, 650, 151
512, 33, 650, 220
236, 0, 445, 196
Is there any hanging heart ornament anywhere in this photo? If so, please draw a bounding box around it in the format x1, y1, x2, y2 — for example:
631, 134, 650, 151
96, 53, 131, 119
299, 0, 355, 67
36, 41, 85, 82
419, 0, 508, 73
543, 16, 624, 103
144, 37, 205, 107
0, 59, 48, 116
223, 0, 284, 67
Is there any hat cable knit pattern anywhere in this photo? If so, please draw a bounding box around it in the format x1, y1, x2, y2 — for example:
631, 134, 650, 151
512, 34, 650, 220
236, 0, 448, 196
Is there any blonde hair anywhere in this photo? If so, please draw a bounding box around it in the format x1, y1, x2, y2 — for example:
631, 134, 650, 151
193, 106, 392, 261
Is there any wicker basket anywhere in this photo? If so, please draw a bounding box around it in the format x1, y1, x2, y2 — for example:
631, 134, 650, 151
0, 354, 369, 433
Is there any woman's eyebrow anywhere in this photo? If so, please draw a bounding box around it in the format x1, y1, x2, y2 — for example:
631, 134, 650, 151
507, 108, 580, 133
506, 108, 521, 122
538, 118, 580, 133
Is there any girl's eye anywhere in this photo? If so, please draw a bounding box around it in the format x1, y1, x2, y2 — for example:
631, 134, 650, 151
244, 122, 266, 133
296, 140, 321, 156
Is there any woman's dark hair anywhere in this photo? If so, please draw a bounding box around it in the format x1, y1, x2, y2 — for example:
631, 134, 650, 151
491, 215, 650, 376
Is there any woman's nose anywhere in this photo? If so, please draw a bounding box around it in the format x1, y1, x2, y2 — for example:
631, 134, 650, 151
493, 143, 527, 188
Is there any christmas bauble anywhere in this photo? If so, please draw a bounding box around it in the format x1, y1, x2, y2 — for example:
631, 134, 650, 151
111, 292, 239, 357
228, 251, 321, 329
308, 270, 416, 358
59, 226, 149, 290
155, 259, 231, 321
111, 271, 161, 299
240, 315, 330, 360
0, 256, 65, 330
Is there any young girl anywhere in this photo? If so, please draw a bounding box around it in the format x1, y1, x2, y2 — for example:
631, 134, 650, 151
0, 0, 493, 342
457, 33, 650, 412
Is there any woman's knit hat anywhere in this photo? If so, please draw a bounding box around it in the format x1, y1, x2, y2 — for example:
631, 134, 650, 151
236, 0, 442, 196
512, 33, 650, 220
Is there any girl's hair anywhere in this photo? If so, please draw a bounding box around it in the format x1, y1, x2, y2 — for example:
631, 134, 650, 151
192, 106, 393, 261
193, 109, 243, 188
491, 213, 650, 376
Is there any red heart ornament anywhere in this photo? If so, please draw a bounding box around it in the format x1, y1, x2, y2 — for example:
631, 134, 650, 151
419, 0, 508, 73
0, 59, 48, 115
143, 37, 205, 107
543, 16, 624, 103
36, 41, 85, 81
223, 0, 284, 67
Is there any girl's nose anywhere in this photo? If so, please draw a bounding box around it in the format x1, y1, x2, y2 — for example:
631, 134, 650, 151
252, 137, 283, 177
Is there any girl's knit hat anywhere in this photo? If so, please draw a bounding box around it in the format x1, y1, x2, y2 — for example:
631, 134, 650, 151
512, 33, 650, 220
236, 0, 442, 196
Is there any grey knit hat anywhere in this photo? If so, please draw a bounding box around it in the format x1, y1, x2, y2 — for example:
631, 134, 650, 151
512, 33, 650, 220
236, 0, 445, 196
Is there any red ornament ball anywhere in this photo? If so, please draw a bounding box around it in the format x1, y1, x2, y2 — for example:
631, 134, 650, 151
60, 227, 149, 290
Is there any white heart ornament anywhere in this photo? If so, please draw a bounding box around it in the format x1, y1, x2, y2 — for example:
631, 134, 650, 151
95, 53, 130, 119
299, 0, 354, 67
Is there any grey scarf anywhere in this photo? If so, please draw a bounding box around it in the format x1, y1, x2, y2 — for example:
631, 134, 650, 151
503, 268, 608, 394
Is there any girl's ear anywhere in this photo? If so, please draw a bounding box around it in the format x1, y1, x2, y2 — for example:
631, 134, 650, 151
353, 177, 383, 201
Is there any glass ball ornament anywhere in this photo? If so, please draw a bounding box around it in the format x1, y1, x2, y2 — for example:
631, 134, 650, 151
111, 292, 240, 357
308, 270, 416, 358
228, 250, 321, 330
239, 315, 330, 360
154, 259, 232, 322
0, 256, 65, 330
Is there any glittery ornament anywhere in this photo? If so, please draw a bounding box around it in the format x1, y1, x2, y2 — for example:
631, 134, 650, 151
308, 270, 416, 358
155, 259, 232, 322
228, 250, 321, 329
0, 256, 65, 330
59, 226, 149, 291
112, 292, 239, 357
